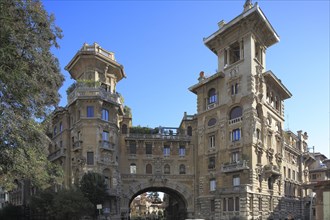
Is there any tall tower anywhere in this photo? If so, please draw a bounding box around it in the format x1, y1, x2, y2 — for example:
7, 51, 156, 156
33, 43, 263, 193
189, 1, 295, 219
50, 43, 126, 215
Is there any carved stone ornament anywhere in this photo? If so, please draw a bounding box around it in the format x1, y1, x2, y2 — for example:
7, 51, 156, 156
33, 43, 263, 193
275, 153, 283, 164
229, 65, 239, 78
304, 169, 309, 176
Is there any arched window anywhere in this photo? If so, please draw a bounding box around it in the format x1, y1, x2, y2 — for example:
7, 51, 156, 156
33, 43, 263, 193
130, 163, 136, 174
164, 164, 170, 174
208, 88, 217, 104
229, 106, 242, 120
179, 164, 186, 174
122, 124, 127, 134
187, 126, 192, 136
146, 164, 152, 174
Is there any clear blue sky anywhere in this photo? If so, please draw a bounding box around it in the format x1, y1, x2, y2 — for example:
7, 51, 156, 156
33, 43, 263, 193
44, 0, 329, 158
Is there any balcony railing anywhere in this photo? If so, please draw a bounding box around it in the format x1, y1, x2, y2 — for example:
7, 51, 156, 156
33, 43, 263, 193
82, 43, 115, 61
229, 117, 242, 125
99, 140, 114, 150
126, 133, 191, 141
48, 148, 66, 161
219, 184, 253, 194
72, 140, 83, 150
68, 86, 121, 106
221, 160, 249, 173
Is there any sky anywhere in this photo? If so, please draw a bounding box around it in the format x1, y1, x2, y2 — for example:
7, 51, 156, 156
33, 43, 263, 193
43, 0, 329, 158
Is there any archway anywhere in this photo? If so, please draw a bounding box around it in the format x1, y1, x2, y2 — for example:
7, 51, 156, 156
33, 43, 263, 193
128, 186, 188, 220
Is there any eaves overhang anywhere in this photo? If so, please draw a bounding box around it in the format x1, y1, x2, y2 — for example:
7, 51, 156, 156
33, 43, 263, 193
204, 3, 280, 53
263, 70, 292, 100
189, 71, 225, 94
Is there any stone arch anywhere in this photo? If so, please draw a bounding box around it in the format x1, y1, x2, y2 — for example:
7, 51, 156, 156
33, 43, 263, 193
120, 180, 194, 219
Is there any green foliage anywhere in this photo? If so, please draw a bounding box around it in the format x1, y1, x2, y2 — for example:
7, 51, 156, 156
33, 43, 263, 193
53, 188, 94, 220
130, 125, 159, 134
29, 188, 94, 220
0, 204, 23, 219
79, 172, 108, 207
0, 0, 64, 190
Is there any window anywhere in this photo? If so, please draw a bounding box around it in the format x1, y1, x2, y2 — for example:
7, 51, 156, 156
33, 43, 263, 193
209, 135, 215, 148
283, 166, 286, 178
235, 197, 240, 211
210, 199, 215, 212
179, 164, 186, 174
293, 170, 296, 180
231, 129, 241, 141
208, 156, 215, 169
210, 179, 216, 191
179, 146, 186, 157
87, 106, 94, 117
208, 88, 217, 104
145, 143, 152, 155
233, 175, 240, 186
130, 163, 136, 174
164, 164, 170, 174
129, 141, 136, 154
228, 198, 234, 211
101, 108, 109, 121
208, 118, 217, 127
288, 168, 291, 179
223, 198, 227, 211
257, 152, 262, 164
255, 41, 263, 64
231, 83, 238, 95
122, 124, 128, 134
146, 164, 152, 174
227, 41, 241, 65
59, 122, 63, 132
54, 126, 57, 135
163, 145, 170, 156
87, 152, 94, 165
256, 129, 260, 140
229, 106, 242, 120
231, 152, 239, 163
258, 197, 262, 211
102, 131, 109, 141
60, 140, 63, 148
187, 126, 192, 136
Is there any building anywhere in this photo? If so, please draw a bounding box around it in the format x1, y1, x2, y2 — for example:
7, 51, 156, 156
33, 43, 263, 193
48, 1, 325, 219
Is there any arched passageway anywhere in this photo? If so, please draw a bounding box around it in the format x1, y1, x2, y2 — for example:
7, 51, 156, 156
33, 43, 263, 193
128, 187, 188, 220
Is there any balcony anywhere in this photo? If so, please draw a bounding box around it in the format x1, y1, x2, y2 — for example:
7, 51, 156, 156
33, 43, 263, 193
72, 140, 83, 151
126, 133, 191, 142
219, 184, 253, 194
99, 140, 114, 151
229, 117, 242, 125
221, 160, 249, 173
48, 148, 66, 161
67, 85, 122, 106
264, 164, 281, 177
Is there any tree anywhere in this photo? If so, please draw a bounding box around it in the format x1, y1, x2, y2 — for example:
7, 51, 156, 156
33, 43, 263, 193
0, 0, 64, 189
79, 172, 108, 208
53, 188, 94, 220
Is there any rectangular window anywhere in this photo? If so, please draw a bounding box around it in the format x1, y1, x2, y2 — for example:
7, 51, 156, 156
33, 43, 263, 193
223, 198, 227, 211
209, 135, 215, 148
163, 145, 170, 156
231, 152, 239, 163
235, 197, 240, 211
283, 166, 286, 178
179, 146, 186, 157
102, 131, 109, 141
145, 143, 152, 155
130, 164, 136, 174
233, 175, 240, 186
129, 141, 136, 154
231, 129, 241, 142
210, 179, 216, 191
54, 126, 57, 135
101, 108, 109, 121
231, 83, 238, 95
208, 156, 215, 169
87, 106, 94, 117
293, 170, 295, 180
228, 198, 234, 211
288, 168, 291, 179
210, 199, 215, 212
59, 122, 63, 132
87, 152, 94, 165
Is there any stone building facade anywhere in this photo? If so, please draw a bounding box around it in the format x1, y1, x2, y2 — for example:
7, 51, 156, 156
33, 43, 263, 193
48, 1, 317, 220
